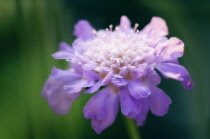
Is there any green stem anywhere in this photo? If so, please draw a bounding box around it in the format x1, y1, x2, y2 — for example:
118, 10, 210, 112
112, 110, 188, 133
125, 117, 142, 139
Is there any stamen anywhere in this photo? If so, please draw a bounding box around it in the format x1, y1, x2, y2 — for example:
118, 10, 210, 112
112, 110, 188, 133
134, 23, 139, 31
109, 24, 113, 31
93, 29, 97, 37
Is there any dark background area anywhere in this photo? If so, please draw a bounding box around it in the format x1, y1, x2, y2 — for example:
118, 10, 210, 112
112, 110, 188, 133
0, 0, 210, 139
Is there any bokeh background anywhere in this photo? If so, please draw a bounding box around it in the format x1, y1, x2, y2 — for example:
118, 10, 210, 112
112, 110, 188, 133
0, 0, 210, 139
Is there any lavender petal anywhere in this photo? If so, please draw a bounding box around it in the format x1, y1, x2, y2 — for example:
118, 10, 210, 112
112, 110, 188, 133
149, 86, 172, 116
119, 87, 141, 118
120, 16, 131, 30
42, 77, 80, 115
128, 80, 151, 98
156, 63, 194, 90
112, 78, 128, 87
140, 17, 168, 38
64, 79, 95, 93
134, 98, 150, 126
83, 70, 99, 80
83, 87, 119, 134
51, 67, 82, 82
74, 20, 95, 41
143, 69, 161, 86
85, 80, 102, 94
156, 37, 184, 62
52, 42, 74, 59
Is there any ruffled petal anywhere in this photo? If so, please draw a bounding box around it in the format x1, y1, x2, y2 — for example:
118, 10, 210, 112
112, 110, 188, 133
143, 69, 161, 86
119, 87, 141, 118
42, 68, 86, 114
140, 17, 168, 38
120, 16, 131, 31
144, 36, 168, 49
42, 77, 57, 100
128, 80, 151, 98
51, 67, 82, 82
70, 62, 84, 75
101, 72, 113, 85
48, 87, 81, 115
112, 78, 128, 87
74, 20, 95, 41
64, 79, 95, 93
149, 86, 172, 116
156, 63, 194, 90
134, 98, 150, 126
128, 65, 146, 79
83, 70, 99, 80
83, 87, 119, 133
85, 80, 102, 93
156, 37, 184, 62
52, 42, 74, 59
83, 63, 97, 70
72, 38, 88, 54
42, 77, 80, 115
164, 59, 179, 64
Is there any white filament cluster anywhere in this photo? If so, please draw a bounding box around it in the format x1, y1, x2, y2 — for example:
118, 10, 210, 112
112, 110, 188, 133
74, 28, 156, 79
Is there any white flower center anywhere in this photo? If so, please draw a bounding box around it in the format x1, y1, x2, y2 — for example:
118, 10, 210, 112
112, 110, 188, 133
74, 28, 156, 79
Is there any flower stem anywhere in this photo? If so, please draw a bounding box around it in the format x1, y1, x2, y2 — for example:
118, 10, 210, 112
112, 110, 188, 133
125, 117, 142, 139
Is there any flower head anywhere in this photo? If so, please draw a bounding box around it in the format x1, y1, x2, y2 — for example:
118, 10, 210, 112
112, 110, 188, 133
42, 16, 194, 133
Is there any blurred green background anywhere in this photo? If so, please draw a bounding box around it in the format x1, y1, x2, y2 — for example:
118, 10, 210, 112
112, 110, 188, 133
0, 0, 209, 139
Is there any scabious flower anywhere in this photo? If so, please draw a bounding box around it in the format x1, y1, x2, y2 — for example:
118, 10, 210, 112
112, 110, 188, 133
42, 16, 194, 133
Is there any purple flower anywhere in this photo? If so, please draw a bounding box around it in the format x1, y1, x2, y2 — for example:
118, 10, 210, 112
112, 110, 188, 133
42, 16, 194, 133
